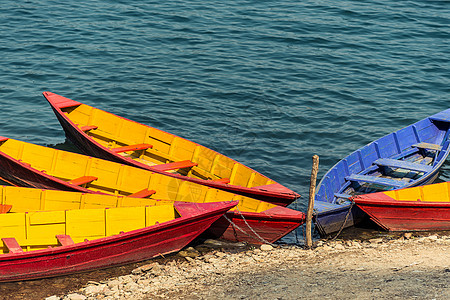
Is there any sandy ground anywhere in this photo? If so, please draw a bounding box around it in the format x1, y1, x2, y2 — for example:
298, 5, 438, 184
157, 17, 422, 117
4, 230, 447, 300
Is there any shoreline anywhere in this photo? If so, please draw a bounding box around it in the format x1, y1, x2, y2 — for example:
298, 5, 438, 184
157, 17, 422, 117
22, 231, 449, 300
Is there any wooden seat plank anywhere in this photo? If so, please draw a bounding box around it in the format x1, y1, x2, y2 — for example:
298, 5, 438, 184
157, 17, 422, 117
213, 178, 231, 184
111, 144, 153, 154
129, 188, 156, 198
151, 160, 198, 172
0, 204, 12, 213
412, 142, 442, 152
374, 158, 433, 173
56, 234, 75, 246
80, 125, 98, 132
68, 176, 98, 186
346, 174, 407, 188
334, 193, 352, 199
2, 238, 23, 253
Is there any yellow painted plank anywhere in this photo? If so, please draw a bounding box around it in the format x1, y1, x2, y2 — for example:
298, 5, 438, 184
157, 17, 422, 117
105, 206, 146, 236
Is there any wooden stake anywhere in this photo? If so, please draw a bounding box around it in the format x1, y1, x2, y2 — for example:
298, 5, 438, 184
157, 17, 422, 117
306, 155, 319, 249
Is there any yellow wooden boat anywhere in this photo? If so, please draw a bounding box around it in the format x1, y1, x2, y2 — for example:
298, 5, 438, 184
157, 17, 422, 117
0, 186, 237, 282
43, 91, 300, 206
0, 137, 305, 244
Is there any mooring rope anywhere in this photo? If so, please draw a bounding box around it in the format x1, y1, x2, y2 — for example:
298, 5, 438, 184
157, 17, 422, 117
223, 207, 276, 247
331, 201, 354, 240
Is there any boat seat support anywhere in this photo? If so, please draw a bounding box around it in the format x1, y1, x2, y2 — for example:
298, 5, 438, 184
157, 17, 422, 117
68, 176, 98, 186
129, 188, 156, 198
152, 160, 198, 172
213, 178, 231, 184
111, 144, 153, 154
56, 235, 75, 246
374, 158, 433, 173
2, 238, 23, 253
0, 204, 12, 214
334, 193, 352, 200
80, 125, 98, 132
345, 174, 407, 188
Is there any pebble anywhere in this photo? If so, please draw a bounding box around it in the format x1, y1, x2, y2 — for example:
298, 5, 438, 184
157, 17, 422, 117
261, 244, 273, 251
45, 296, 60, 300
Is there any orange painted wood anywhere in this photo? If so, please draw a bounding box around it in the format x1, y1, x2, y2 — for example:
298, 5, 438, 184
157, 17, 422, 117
0, 204, 12, 214
68, 176, 98, 186
80, 125, 98, 132
129, 188, 156, 198
111, 144, 153, 153
56, 235, 75, 246
2, 238, 23, 254
213, 178, 230, 184
152, 160, 198, 171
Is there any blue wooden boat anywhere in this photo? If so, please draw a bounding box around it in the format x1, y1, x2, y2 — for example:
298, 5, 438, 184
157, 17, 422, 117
314, 108, 450, 236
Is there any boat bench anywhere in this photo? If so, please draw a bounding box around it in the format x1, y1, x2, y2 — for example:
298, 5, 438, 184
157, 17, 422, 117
152, 160, 198, 172
80, 125, 98, 132
129, 188, 156, 198
213, 178, 231, 184
2, 235, 76, 253
68, 176, 98, 186
0, 204, 12, 213
56, 234, 75, 246
345, 174, 407, 188
373, 158, 432, 173
412, 142, 442, 152
111, 144, 153, 154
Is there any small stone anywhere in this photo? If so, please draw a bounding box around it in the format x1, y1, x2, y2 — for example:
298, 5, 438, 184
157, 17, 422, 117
403, 232, 413, 239
260, 244, 273, 251
66, 294, 86, 300
215, 251, 227, 258
333, 244, 345, 250
178, 247, 201, 258
107, 279, 121, 288
369, 238, 383, 244
45, 296, 60, 300
84, 284, 105, 295
427, 235, 438, 241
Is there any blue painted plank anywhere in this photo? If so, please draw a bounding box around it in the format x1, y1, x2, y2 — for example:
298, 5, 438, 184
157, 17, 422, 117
373, 158, 432, 173
345, 174, 407, 188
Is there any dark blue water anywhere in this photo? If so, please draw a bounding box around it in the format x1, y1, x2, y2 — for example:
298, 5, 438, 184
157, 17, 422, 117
1, 1, 449, 243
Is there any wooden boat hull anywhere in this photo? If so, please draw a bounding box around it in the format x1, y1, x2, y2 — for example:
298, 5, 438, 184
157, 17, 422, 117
314, 109, 450, 236
43, 91, 299, 207
353, 182, 450, 231
0, 138, 305, 244
207, 206, 305, 244
0, 201, 236, 282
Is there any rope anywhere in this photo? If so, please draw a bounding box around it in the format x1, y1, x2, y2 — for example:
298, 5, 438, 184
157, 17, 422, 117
223, 207, 276, 247
331, 201, 354, 240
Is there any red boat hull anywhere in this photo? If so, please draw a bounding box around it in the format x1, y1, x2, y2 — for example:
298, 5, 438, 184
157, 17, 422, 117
0, 201, 236, 282
207, 206, 305, 244
0, 145, 304, 244
353, 193, 450, 231
43, 91, 299, 207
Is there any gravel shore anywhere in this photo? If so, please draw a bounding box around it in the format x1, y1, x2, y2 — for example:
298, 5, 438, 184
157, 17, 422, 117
32, 232, 450, 300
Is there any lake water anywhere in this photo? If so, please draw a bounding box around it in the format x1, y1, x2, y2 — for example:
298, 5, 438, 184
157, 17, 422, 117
0, 0, 449, 243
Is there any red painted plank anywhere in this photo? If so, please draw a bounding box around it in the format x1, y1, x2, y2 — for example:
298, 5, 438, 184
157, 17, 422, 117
0, 205, 12, 214
111, 144, 153, 154
80, 125, 98, 132
0, 137, 9, 142
129, 189, 156, 198
68, 176, 98, 186
151, 160, 198, 171
2, 238, 23, 254
56, 235, 75, 246
213, 178, 230, 184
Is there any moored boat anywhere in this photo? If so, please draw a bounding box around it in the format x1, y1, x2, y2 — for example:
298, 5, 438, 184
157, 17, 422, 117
314, 108, 450, 236
43, 91, 300, 207
353, 181, 450, 231
0, 137, 305, 244
0, 190, 237, 282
